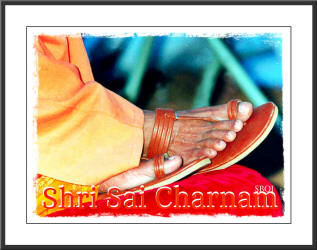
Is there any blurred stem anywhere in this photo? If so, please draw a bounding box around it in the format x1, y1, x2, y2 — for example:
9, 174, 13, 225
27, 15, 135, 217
123, 37, 154, 103
207, 38, 282, 130
193, 60, 221, 108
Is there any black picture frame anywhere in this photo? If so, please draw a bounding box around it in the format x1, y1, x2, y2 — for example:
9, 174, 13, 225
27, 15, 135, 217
1, 1, 316, 249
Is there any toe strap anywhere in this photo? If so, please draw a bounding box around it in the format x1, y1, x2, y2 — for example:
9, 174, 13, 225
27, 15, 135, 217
227, 99, 240, 120
153, 154, 166, 179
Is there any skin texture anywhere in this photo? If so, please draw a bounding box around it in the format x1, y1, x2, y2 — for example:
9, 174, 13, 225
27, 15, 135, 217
99, 102, 253, 193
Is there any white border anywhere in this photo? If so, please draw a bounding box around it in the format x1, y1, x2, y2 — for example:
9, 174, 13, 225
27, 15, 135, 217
5, 4, 313, 245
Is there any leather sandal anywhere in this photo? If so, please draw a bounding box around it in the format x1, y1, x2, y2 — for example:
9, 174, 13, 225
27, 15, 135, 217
131, 100, 278, 192
196, 101, 278, 175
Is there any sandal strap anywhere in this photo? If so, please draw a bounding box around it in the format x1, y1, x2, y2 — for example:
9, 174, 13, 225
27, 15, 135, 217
147, 108, 176, 158
227, 99, 240, 120
176, 115, 219, 122
176, 99, 241, 122
153, 154, 166, 179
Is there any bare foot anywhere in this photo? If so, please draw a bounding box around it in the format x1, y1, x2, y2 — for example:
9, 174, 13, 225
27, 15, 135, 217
99, 101, 253, 193
143, 102, 253, 164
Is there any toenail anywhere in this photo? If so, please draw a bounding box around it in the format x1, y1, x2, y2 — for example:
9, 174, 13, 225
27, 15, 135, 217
234, 120, 243, 130
238, 102, 250, 115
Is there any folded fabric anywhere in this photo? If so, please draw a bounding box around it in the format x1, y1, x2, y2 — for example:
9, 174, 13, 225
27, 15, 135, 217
35, 35, 144, 185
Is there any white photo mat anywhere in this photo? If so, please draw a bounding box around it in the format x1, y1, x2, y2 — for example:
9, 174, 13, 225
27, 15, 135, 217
4, 4, 313, 245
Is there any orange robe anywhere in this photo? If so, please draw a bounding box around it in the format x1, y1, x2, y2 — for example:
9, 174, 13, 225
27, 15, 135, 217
35, 35, 144, 216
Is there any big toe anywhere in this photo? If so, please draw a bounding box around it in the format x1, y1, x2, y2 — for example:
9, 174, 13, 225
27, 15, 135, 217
237, 102, 253, 122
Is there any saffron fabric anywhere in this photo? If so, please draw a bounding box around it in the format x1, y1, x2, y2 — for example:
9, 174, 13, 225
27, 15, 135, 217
36, 35, 144, 186
36, 176, 99, 216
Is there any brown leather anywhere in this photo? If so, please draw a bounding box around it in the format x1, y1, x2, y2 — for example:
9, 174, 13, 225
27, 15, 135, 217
176, 115, 219, 122
153, 154, 165, 179
147, 109, 176, 158
227, 99, 240, 120
197, 102, 277, 174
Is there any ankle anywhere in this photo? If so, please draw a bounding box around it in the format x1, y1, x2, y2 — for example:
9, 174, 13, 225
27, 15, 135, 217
142, 110, 155, 157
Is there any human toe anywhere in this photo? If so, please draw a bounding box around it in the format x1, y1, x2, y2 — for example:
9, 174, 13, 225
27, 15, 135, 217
237, 102, 253, 121
200, 138, 226, 151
